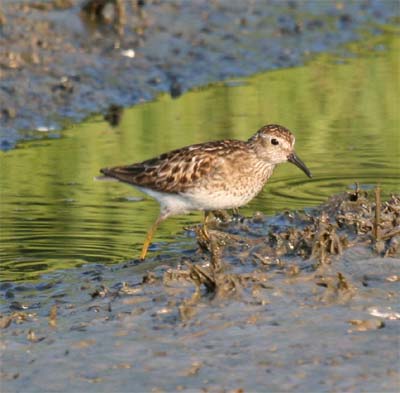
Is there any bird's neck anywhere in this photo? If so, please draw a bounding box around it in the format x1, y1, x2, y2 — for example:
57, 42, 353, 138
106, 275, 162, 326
251, 159, 275, 184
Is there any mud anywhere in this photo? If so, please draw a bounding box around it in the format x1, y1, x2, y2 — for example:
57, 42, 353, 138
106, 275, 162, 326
1, 0, 399, 149
1, 187, 399, 392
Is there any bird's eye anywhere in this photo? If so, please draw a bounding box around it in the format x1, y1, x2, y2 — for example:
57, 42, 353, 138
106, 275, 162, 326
271, 138, 279, 145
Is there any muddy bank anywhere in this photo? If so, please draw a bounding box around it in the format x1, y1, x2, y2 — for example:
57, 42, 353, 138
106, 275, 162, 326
0, 0, 399, 149
1, 188, 399, 391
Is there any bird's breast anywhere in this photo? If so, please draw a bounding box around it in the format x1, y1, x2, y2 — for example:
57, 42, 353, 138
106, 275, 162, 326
182, 160, 275, 210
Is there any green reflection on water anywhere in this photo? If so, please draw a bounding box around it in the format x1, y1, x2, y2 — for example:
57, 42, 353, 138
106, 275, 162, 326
1, 34, 399, 282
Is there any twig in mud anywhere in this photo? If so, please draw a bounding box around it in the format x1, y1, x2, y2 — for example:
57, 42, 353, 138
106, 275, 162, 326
337, 272, 350, 290
209, 237, 225, 273
49, 305, 57, 328
374, 185, 381, 241
381, 228, 400, 240
186, 262, 216, 293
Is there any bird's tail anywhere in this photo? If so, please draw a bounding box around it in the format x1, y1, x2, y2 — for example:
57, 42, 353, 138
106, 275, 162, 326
94, 167, 119, 182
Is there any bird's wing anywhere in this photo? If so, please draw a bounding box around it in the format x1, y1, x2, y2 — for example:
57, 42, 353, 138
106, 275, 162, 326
100, 140, 247, 193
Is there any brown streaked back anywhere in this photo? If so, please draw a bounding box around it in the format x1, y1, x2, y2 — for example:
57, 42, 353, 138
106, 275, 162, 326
100, 139, 250, 194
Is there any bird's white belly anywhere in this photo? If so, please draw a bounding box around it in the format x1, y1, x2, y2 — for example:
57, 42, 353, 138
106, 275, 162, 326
137, 187, 195, 216
137, 186, 258, 217
182, 188, 256, 211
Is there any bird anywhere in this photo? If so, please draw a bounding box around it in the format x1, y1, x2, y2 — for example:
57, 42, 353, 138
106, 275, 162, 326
100, 124, 312, 260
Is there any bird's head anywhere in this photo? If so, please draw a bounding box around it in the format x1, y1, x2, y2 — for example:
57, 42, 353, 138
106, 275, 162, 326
248, 124, 312, 178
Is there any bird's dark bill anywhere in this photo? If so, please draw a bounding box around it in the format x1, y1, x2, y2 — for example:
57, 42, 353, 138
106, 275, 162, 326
287, 153, 312, 178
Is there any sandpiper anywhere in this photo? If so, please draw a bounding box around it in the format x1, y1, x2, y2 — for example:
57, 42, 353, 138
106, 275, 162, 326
100, 124, 312, 259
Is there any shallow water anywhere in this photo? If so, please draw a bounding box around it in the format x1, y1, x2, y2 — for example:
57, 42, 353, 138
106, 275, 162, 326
1, 34, 399, 282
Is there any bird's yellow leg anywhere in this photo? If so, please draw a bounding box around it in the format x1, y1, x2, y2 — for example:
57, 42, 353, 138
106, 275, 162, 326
140, 215, 164, 260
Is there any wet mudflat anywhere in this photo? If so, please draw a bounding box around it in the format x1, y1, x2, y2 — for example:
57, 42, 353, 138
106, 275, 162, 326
1, 188, 399, 392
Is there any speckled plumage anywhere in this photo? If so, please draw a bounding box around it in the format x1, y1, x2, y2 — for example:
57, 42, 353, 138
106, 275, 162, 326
100, 124, 312, 259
